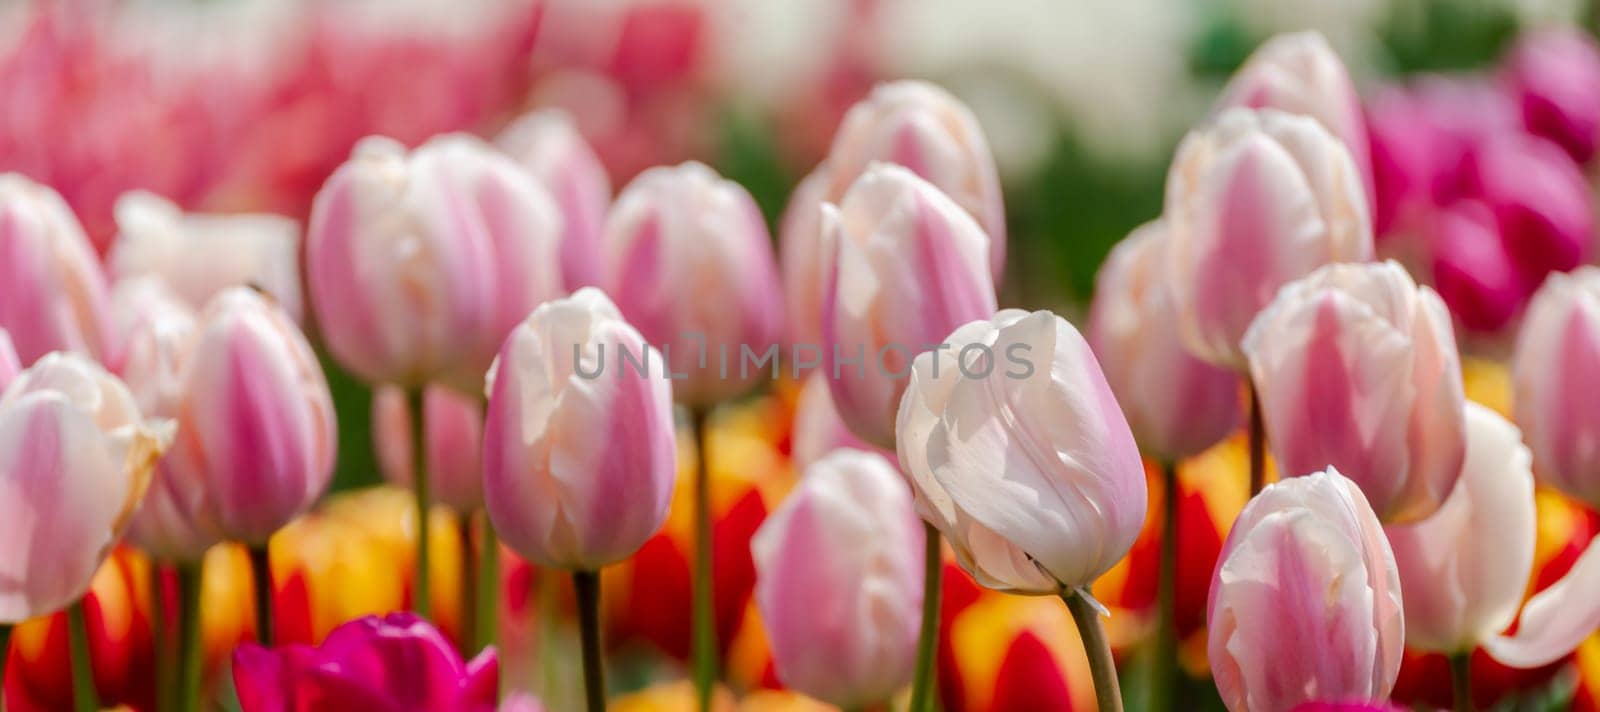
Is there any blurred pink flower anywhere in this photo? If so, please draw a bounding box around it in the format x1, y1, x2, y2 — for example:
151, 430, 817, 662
1504, 26, 1600, 164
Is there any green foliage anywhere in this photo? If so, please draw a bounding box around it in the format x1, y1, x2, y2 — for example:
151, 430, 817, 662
322, 350, 379, 493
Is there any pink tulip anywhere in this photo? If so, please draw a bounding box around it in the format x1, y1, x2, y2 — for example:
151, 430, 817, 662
823, 164, 997, 448
1504, 26, 1600, 164
483, 288, 676, 570
0, 329, 18, 390
1164, 108, 1374, 368
1427, 201, 1526, 332
108, 190, 304, 322
778, 163, 831, 348
1465, 132, 1592, 286
1207, 467, 1404, 711
825, 81, 1006, 281
790, 374, 878, 473
1242, 261, 1465, 523
1088, 220, 1241, 460
233, 613, 498, 712
0, 174, 113, 366
306, 134, 565, 392
0, 352, 170, 621
896, 309, 1145, 593
496, 109, 612, 291
752, 449, 924, 707
373, 383, 485, 513
599, 161, 784, 405
162, 287, 337, 546
1512, 266, 1600, 506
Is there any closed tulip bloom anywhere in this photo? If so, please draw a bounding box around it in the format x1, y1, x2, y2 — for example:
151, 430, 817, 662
1165, 108, 1374, 368
1088, 220, 1241, 460
307, 135, 565, 392
109, 191, 304, 322
1468, 133, 1593, 283
752, 449, 924, 707
0, 352, 170, 621
496, 109, 611, 290
164, 287, 337, 545
1513, 266, 1600, 505
897, 309, 1145, 594
1207, 467, 1405, 711
778, 163, 831, 348
0, 328, 18, 391
483, 288, 676, 570
0, 174, 113, 365
1386, 402, 1536, 653
373, 384, 485, 513
826, 81, 1006, 280
600, 162, 784, 405
1243, 261, 1466, 523
1505, 27, 1600, 164
825, 164, 998, 448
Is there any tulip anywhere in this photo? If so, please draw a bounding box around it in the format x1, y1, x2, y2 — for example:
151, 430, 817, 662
0, 329, 18, 391
233, 613, 497, 712
790, 374, 877, 473
824, 164, 998, 448
939, 580, 1099, 712
108, 191, 304, 322
751, 449, 923, 708
1504, 27, 1600, 164
1514, 266, 1600, 505
1466, 132, 1592, 285
306, 134, 565, 392
0, 174, 113, 365
1164, 107, 1373, 368
1206, 467, 1405, 711
599, 161, 784, 406
1242, 260, 1466, 523
1088, 220, 1241, 460
825, 80, 1006, 280
496, 109, 611, 290
0, 352, 169, 621
1427, 202, 1525, 333
778, 163, 831, 348
373, 384, 485, 513
483, 287, 676, 570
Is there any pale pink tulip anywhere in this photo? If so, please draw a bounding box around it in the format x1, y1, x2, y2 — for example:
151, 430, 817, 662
0, 174, 113, 366
0, 352, 170, 620
826, 81, 1006, 281
483, 288, 676, 570
778, 163, 831, 348
1207, 467, 1404, 711
896, 309, 1145, 594
752, 449, 924, 707
306, 134, 565, 392
1512, 266, 1600, 506
790, 374, 878, 473
373, 384, 485, 514
824, 164, 997, 448
0, 329, 18, 391
496, 109, 611, 290
599, 162, 783, 406
1165, 108, 1374, 368
1088, 220, 1241, 460
1243, 261, 1465, 524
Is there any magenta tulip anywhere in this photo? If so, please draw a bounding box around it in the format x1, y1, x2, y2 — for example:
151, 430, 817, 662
1505, 26, 1600, 163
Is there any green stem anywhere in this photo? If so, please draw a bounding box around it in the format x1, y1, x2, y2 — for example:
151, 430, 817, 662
67, 601, 98, 712
1151, 461, 1179, 712
1450, 652, 1474, 712
476, 515, 500, 654
177, 563, 204, 712
249, 545, 272, 647
459, 514, 479, 654
1, 622, 11, 700
409, 387, 432, 619
573, 570, 606, 712
150, 567, 175, 712
1247, 379, 1265, 496
908, 523, 944, 712
690, 407, 717, 712
1063, 589, 1123, 712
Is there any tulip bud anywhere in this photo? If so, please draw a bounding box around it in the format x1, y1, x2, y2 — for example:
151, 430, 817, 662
1207, 467, 1405, 711
600, 162, 784, 405
1243, 261, 1466, 523
826, 81, 1006, 280
824, 164, 998, 448
372, 384, 485, 513
1505, 27, 1600, 164
752, 449, 924, 707
1088, 220, 1241, 460
1386, 402, 1536, 653
0, 174, 113, 365
0, 328, 18, 391
778, 163, 831, 348
1428, 202, 1526, 333
1467, 132, 1592, 285
109, 191, 304, 322
496, 109, 611, 290
1513, 266, 1600, 506
790, 374, 877, 473
0, 352, 170, 621
164, 287, 337, 546
306, 135, 565, 392
483, 288, 677, 570
897, 309, 1145, 594
1164, 108, 1374, 368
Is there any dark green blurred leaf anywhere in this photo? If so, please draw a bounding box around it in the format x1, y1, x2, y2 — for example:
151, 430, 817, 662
713, 109, 795, 231
1380, 0, 1520, 73
322, 350, 379, 493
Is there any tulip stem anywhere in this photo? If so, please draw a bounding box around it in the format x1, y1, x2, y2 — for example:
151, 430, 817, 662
476, 515, 500, 654
460, 515, 479, 654
67, 600, 98, 712
177, 562, 204, 712
909, 522, 944, 712
409, 387, 433, 619
151, 567, 176, 712
1, 622, 11, 694
249, 544, 272, 647
1063, 588, 1123, 712
1247, 380, 1265, 496
690, 407, 717, 712
1151, 460, 1179, 712
573, 570, 606, 712
1450, 652, 1473, 712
